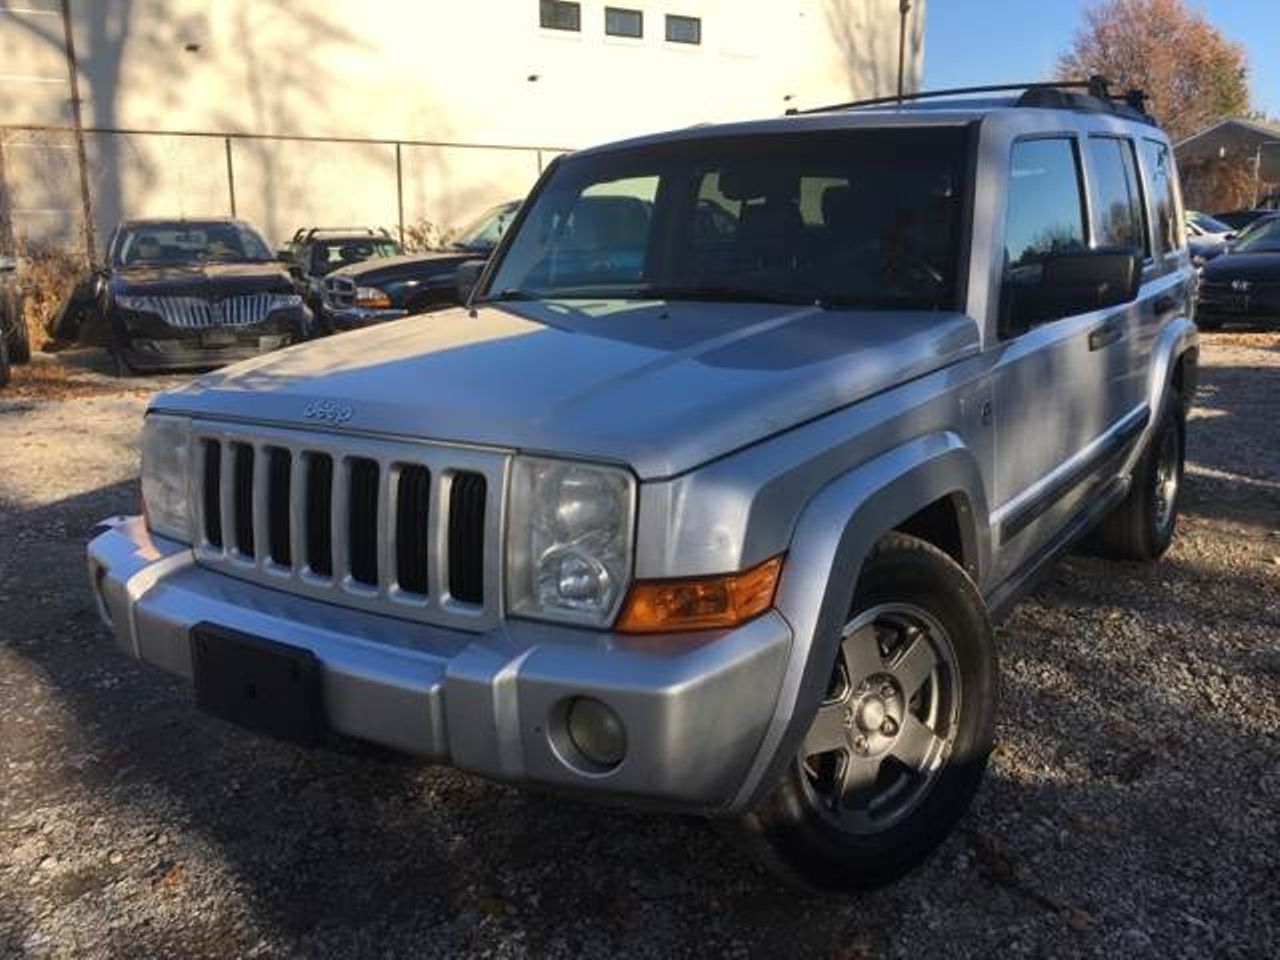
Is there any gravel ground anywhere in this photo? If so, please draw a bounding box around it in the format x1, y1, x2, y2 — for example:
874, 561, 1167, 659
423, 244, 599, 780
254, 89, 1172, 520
1, 337, 1277, 958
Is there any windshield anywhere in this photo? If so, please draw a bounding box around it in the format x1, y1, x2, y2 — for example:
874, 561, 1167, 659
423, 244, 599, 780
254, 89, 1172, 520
1230, 217, 1280, 253
452, 202, 520, 253
1188, 211, 1233, 235
114, 222, 273, 266
1231, 214, 1278, 246
484, 127, 970, 311
311, 238, 400, 274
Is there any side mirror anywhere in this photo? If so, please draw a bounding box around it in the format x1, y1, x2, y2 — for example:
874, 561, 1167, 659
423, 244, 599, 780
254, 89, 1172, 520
1003, 248, 1142, 333
455, 259, 487, 305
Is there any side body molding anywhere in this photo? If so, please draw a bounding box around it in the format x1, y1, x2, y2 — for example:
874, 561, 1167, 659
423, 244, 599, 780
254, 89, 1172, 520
728, 431, 989, 812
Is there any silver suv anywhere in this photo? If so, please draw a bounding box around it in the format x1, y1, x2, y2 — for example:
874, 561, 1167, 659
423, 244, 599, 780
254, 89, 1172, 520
88, 81, 1198, 889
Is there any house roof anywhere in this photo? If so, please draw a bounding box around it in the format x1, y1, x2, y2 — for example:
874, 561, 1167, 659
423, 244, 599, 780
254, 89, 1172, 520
1175, 117, 1280, 160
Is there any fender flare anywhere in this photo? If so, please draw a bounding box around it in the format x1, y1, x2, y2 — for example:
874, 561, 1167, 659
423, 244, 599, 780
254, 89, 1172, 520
727, 431, 989, 812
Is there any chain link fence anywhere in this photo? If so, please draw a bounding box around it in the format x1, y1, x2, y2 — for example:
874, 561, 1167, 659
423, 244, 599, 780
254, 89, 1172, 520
1, 124, 570, 259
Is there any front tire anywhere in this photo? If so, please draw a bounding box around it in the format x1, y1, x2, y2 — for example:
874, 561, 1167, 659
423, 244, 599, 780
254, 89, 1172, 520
735, 534, 997, 891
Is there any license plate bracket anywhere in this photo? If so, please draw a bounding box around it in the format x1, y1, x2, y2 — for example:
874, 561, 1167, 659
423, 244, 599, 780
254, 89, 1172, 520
191, 623, 324, 746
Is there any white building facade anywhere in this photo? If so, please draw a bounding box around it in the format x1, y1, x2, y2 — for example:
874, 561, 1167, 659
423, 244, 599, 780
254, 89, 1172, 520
0, 0, 925, 255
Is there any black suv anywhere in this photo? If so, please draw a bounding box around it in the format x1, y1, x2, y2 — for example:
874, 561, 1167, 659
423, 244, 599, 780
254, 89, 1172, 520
320, 201, 518, 331
0, 253, 30, 387
84, 218, 312, 374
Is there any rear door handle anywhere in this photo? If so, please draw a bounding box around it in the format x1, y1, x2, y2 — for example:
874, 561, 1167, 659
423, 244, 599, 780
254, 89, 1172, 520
1088, 319, 1123, 351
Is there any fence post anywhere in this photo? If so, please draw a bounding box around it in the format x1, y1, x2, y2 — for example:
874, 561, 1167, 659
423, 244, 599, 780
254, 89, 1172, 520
0, 130, 13, 253
395, 141, 405, 246
60, 0, 96, 264
225, 136, 237, 216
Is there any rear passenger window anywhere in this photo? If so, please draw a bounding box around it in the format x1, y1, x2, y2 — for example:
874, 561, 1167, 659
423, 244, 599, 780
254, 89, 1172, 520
1087, 137, 1148, 256
1139, 139, 1182, 255
1004, 138, 1087, 271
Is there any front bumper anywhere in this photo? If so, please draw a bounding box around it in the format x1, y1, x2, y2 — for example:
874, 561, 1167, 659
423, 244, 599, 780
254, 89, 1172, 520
118, 307, 311, 371
322, 305, 407, 330
87, 517, 792, 813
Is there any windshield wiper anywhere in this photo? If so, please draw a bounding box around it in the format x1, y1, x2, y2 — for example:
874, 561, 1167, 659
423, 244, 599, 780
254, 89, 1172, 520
631, 284, 810, 306
482, 288, 538, 302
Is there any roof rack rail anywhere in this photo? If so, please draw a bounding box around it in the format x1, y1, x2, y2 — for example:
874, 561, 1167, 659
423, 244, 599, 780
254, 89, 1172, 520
788, 75, 1155, 125
299, 226, 393, 241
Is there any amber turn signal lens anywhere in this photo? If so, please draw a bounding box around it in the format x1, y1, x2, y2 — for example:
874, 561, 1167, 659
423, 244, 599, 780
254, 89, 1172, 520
615, 555, 783, 633
355, 291, 392, 309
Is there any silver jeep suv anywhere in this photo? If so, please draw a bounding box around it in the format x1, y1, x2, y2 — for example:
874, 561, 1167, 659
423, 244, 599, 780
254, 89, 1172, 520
88, 81, 1198, 889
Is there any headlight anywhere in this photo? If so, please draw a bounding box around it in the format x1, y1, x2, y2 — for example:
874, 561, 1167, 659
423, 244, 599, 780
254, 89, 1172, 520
354, 286, 392, 309
115, 294, 154, 312
506, 457, 636, 627
140, 415, 191, 543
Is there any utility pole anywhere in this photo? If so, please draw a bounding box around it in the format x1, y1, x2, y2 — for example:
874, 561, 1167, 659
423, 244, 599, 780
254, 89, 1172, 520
897, 1, 912, 103
60, 0, 96, 265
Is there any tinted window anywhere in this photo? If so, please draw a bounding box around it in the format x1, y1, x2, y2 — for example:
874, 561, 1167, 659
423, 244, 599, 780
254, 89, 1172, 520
1231, 217, 1280, 252
310, 239, 400, 275
665, 14, 701, 44
1140, 139, 1182, 255
486, 128, 970, 311
1087, 137, 1147, 255
453, 201, 521, 254
605, 7, 642, 37
540, 0, 580, 31
1004, 139, 1087, 271
114, 222, 273, 266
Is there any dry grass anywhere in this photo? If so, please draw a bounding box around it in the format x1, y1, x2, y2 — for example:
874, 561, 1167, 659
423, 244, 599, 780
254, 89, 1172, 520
15, 242, 89, 352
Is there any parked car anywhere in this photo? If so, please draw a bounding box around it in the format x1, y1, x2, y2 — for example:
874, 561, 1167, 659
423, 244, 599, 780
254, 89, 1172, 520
1196, 214, 1280, 329
1185, 210, 1235, 244
1211, 208, 1277, 232
319, 201, 518, 331
88, 82, 1197, 890
279, 226, 401, 314
0, 253, 30, 387
82, 218, 312, 374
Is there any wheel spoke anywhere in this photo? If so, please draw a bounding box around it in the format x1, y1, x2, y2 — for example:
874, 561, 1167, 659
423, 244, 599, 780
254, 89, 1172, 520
838, 750, 883, 809
803, 702, 849, 757
839, 622, 883, 685
890, 713, 943, 771
890, 628, 938, 697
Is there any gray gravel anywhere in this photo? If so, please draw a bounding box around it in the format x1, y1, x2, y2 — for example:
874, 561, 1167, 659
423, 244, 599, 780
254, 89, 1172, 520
1, 336, 1277, 958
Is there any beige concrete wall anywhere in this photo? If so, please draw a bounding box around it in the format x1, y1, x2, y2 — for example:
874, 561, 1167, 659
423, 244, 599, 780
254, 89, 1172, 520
0, 0, 925, 253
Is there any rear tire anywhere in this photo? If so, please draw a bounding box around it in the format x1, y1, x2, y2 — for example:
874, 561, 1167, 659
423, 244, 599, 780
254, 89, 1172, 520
733, 534, 997, 891
8, 309, 31, 364
1088, 393, 1185, 561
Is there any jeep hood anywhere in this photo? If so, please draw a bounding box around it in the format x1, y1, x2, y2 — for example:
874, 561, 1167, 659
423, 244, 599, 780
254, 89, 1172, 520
154, 301, 979, 479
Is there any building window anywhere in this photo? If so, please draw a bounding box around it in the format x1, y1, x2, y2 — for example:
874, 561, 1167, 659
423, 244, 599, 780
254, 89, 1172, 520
540, 0, 581, 31
605, 7, 643, 38
665, 14, 701, 44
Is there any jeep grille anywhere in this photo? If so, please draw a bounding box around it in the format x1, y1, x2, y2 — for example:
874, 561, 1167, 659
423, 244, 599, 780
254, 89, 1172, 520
189, 420, 507, 632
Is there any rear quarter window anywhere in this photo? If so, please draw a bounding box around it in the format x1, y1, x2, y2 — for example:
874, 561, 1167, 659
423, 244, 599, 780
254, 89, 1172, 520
1139, 139, 1183, 256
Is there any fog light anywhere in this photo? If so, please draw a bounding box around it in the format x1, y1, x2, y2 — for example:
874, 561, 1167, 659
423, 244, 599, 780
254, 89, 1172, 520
566, 697, 626, 769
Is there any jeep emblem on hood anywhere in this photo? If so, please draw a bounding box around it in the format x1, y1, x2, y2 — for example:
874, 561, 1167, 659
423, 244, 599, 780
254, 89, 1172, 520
303, 399, 354, 424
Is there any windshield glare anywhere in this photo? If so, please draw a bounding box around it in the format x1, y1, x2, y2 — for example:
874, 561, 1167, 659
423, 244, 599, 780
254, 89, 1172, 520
1231, 217, 1280, 253
453, 202, 520, 253
115, 222, 273, 266
485, 128, 969, 310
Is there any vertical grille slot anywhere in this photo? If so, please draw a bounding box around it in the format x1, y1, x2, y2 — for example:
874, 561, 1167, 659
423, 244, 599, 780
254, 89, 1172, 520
348, 458, 380, 586
395, 465, 431, 595
448, 472, 487, 604
267, 447, 292, 566
306, 453, 334, 576
232, 443, 255, 557
203, 440, 222, 548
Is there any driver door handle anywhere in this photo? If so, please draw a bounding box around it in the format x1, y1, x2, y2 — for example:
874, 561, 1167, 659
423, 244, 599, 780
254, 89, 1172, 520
1088, 319, 1123, 351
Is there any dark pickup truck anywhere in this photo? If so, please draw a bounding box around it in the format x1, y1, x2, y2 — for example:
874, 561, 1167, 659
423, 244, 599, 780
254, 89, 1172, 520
320, 201, 518, 331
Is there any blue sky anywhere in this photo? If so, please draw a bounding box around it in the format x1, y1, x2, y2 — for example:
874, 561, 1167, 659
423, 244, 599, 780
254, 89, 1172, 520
924, 0, 1280, 119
